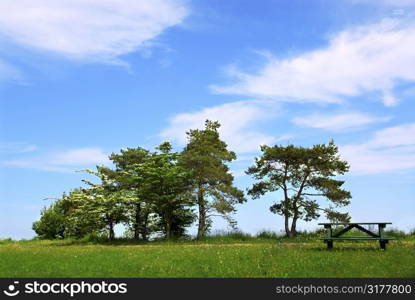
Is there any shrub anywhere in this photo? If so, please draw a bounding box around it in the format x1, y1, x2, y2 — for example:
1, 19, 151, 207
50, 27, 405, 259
256, 230, 278, 239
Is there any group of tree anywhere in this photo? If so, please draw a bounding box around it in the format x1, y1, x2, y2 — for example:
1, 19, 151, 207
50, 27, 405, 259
33, 121, 246, 240
33, 120, 352, 240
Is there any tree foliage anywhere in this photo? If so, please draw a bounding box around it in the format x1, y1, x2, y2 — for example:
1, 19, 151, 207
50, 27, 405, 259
32, 197, 66, 239
107, 147, 152, 240
246, 140, 352, 237
180, 120, 246, 239
33, 122, 352, 241
33, 143, 200, 240
128, 142, 195, 239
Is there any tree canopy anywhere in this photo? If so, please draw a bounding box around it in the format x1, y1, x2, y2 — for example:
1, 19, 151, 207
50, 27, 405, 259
246, 140, 352, 237
180, 120, 246, 239
34, 137, 216, 240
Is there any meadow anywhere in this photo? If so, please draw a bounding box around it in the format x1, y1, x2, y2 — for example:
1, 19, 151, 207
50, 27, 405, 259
1, 231, 414, 278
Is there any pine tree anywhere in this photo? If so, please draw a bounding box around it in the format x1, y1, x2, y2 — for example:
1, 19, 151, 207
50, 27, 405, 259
246, 140, 351, 237
180, 120, 246, 239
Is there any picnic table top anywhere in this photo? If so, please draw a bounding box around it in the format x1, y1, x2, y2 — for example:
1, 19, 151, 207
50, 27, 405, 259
318, 222, 392, 225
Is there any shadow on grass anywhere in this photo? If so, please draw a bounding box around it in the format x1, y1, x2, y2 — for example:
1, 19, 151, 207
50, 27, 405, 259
309, 247, 387, 252
271, 241, 391, 251
48, 239, 160, 247
299, 242, 393, 251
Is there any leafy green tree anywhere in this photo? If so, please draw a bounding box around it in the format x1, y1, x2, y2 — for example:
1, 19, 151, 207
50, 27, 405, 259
81, 168, 132, 240
33, 189, 103, 239
61, 188, 104, 238
165, 205, 196, 238
180, 120, 246, 239
32, 198, 66, 239
246, 140, 351, 237
107, 145, 194, 240
107, 147, 152, 240
132, 142, 195, 239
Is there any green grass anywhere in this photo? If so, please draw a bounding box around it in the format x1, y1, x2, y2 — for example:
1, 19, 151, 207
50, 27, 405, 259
1, 234, 414, 277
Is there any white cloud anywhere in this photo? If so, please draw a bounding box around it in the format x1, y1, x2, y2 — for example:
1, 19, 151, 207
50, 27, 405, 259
49, 148, 109, 165
0, 0, 188, 63
230, 169, 247, 178
340, 123, 415, 174
212, 18, 415, 106
0, 142, 37, 154
292, 112, 390, 132
161, 100, 287, 153
0, 147, 109, 172
0, 59, 21, 81
1, 160, 73, 173
368, 123, 415, 148
350, 0, 415, 7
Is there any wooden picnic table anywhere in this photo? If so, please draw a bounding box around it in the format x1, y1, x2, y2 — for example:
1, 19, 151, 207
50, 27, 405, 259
318, 222, 395, 249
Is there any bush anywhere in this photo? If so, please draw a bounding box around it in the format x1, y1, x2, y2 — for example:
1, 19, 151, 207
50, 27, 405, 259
203, 230, 253, 242
256, 230, 278, 239
78, 233, 111, 243
384, 228, 407, 238
32, 204, 66, 239
0, 238, 13, 245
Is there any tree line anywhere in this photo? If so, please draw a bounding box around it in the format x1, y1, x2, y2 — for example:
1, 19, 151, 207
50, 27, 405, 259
33, 120, 352, 240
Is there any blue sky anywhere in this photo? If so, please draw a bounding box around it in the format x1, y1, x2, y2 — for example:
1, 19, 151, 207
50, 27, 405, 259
1, 0, 414, 239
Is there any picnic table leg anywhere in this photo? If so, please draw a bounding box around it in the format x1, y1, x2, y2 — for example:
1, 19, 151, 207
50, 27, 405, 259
324, 224, 333, 249
378, 224, 385, 239
379, 224, 387, 249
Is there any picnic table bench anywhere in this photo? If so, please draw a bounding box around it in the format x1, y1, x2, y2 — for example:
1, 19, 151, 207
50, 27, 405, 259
318, 222, 395, 249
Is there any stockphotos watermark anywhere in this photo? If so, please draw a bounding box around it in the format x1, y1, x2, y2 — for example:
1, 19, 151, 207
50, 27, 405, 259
2, 280, 127, 297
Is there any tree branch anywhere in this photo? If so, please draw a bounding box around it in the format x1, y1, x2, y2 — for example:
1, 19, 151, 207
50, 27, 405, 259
206, 213, 228, 218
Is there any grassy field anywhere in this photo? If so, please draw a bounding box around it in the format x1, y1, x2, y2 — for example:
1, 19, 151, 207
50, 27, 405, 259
1, 232, 415, 278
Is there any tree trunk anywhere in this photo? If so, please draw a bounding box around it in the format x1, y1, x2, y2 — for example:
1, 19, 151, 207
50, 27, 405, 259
282, 176, 292, 237
290, 210, 299, 237
142, 212, 149, 241
133, 202, 141, 240
109, 220, 115, 240
290, 217, 298, 237
284, 214, 291, 237
166, 219, 172, 240
283, 194, 291, 237
197, 185, 206, 240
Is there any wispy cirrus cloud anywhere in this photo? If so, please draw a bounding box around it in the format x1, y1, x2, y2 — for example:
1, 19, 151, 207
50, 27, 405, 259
211, 18, 415, 106
349, 0, 415, 7
161, 100, 289, 153
0, 147, 109, 172
0, 0, 188, 64
0, 142, 37, 154
292, 112, 390, 132
0, 59, 21, 82
48, 148, 109, 166
340, 123, 415, 174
